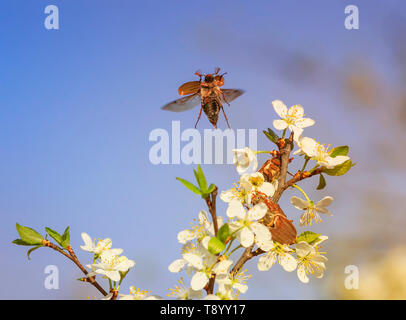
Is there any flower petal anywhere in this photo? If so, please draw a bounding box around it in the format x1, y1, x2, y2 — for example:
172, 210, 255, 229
191, 271, 209, 291
248, 202, 268, 221
80, 232, 94, 251
227, 199, 246, 219
234, 282, 248, 294
297, 266, 309, 283
177, 230, 195, 244
273, 119, 288, 131
295, 117, 315, 129
168, 259, 187, 273
220, 189, 234, 203
258, 182, 276, 197
183, 253, 203, 270
316, 196, 333, 208
258, 253, 276, 271
272, 100, 288, 118
237, 227, 254, 248
290, 196, 309, 210
279, 253, 297, 272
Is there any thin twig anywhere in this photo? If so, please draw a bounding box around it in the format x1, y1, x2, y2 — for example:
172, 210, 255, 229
42, 240, 108, 296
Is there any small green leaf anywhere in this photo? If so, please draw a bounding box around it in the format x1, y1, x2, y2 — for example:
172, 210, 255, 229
323, 160, 355, 176
329, 146, 349, 158
263, 128, 280, 144
12, 239, 32, 246
27, 245, 42, 260
16, 224, 44, 245
297, 231, 321, 244
176, 178, 202, 196
316, 174, 326, 190
61, 226, 70, 249
208, 237, 226, 255
207, 184, 216, 194
195, 165, 208, 193
45, 227, 63, 246
217, 224, 230, 243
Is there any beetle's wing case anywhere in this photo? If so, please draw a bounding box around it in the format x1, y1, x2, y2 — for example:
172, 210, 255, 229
178, 81, 201, 96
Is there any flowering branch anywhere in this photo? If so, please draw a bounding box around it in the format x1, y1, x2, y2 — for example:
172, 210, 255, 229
12, 98, 355, 300
42, 240, 108, 296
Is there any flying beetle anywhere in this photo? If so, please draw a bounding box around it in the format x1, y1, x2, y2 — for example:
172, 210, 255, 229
161, 68, 244, 129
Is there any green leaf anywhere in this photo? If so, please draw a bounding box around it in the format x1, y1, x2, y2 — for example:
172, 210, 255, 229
329, 146, 349, 158
297, 231, 321, 244
16, 224, 44, 245
12, 239, 33, 246
45, 227, 63, 246
194, 165, 208, 193
263, 128, 280, 144
61, 226, 70, 249
176, 177, 202, 196
316, 174, 326, 190
27, 245, 42, 260
323, 160, 355, 176
208, 237, 226, 255
217, 224, 230, 243
207, 184, 216, 194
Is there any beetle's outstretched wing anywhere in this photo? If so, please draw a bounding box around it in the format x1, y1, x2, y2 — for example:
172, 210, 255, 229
161, 93, 201, 112
221, 89, 245, 103
178, 81, 201, 95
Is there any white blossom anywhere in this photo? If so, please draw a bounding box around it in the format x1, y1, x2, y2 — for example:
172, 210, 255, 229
168, 277, 203, 300
88, 250, 135, 282
272, 100, 315, 137
80, 232, 122, 256
258, 242, 297, 272
300, 138, 350, 169
119, 286, 162, 300
290, 196, 333, 226
295, 241, 328, 283
232, 148, 258, 174
227, 200, 273, 250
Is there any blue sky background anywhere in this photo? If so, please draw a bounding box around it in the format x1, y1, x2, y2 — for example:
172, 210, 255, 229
1, 0, 405, 299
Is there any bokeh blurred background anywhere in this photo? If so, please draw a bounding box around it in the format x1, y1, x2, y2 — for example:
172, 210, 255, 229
1, 0, 405, 299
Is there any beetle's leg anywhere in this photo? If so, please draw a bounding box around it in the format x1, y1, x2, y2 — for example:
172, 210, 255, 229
195, 107, 203, 128
220, 105, 231, 129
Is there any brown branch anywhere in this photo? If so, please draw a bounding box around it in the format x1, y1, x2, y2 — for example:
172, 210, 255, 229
205, 186, 219, 236
204, 186, 219, 294
231, 245, 254, 275
283, 168, 323, 191
272, 133, 294, 203
42, 240, 108, 296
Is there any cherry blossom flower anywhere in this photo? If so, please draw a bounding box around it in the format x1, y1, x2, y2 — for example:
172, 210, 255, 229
80, 232, 122, 256
300, 138, 350, 169
232, 148, 258, 174
272, 100, 315, 137
295, 241, 328, 283
167, 277, 203, 300
177, 211, 223, 244
240, 172, 278, 198
290, 196, 333, 226
119, 286, 162, 300
87, 250, 135, 282
257, 241, 297, 272
227, 200, 273, 250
